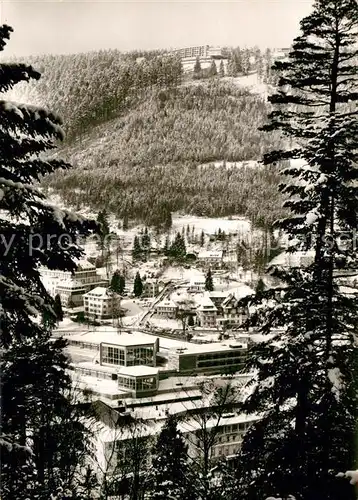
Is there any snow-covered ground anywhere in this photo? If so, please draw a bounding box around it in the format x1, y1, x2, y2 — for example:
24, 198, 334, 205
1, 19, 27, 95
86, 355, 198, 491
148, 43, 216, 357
171, 214, 251, 236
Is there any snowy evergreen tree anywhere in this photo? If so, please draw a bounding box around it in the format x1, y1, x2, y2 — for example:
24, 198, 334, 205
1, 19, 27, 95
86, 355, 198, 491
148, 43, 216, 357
209, 59, 218, 77
193, 56, 202, 79
169, 232, 186, 260
53, 293, 64, 323
132, 235, 142, 261
110, 270, 122, 294
0, 24, 98, 499
219, 60, 225, 77
133, 271, 143, 297
236, 1, 358, 499
205, 268, 214, 291
200, 230, 205, 247
119, 273, 126, 295
96, 208, 110, 258
150, 416, 193, 500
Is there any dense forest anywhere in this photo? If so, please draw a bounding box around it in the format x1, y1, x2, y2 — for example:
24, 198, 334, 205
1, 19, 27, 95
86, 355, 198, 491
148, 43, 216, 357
5, 47, 286, 229
43, 82, 286, 229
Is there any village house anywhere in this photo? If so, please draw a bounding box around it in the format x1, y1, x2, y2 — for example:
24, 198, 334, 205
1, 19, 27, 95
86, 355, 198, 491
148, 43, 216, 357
197, 250, 223, 269
155, 299, 178, 318
196, 295, 218, 328
216, 293, 249, 329
208, 291, 228, 313
83, 287, 122, 320
142, 278, 164, 298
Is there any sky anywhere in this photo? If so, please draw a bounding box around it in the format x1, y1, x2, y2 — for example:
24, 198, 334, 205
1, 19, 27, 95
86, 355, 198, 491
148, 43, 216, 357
0, 0, 313, 57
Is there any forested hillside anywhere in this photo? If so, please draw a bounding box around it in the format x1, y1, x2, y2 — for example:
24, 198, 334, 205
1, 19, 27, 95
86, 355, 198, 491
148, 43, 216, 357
4, 49, 287, 229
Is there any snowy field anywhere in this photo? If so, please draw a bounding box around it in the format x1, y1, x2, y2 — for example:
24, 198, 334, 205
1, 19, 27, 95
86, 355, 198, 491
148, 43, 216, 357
171, 214, 251, 236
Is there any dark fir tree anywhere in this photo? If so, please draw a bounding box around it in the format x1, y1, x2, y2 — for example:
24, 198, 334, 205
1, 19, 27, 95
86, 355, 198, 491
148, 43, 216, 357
150, 416, 193, 500
205, 268, 214, 292
122, 213, 129, 231
193, 56, 202, 79
200, 230, 205, 247
255, 277, 265, 294
0, 25, 98, 500
219, 60, 225, 77
53, 293, 64, 323
96, 208, 110, 258
209, 59, 218, 77
132, 235, 142, 261
169, 232, 186, 260
236, 1, 358, 499
119, 273, 126, 295
110, 270, 122, 294
133, 271, 143, 297
141, 226, 151, 250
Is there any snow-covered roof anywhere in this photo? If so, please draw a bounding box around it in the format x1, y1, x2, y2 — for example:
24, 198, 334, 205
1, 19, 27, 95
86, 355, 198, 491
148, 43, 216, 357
117, 366, 159, 377
222, 293, 238, 307
64, 330, 158, 347
209, 291, 228, 298
197, 294, 217, 311
228, 285, 254, 300
75, 259, 97, 271
56, 279, 86, 290
156, 299, 177, 308
83, 286, 113, 298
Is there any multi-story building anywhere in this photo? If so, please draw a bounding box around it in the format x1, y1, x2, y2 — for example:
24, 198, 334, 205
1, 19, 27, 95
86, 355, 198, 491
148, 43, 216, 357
155, 299, 178, 318
196, 295, 218, 328
171, 45, 224, 60
83, 287, 122, 320
142, 279, 164, 298
40, 259, 108, 307
218, 293, 249, 328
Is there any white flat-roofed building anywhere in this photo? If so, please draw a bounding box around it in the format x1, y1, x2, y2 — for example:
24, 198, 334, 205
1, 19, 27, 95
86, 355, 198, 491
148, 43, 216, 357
55, 279, 86, 307
116, 366, 159, 397
83, 286, 122, 320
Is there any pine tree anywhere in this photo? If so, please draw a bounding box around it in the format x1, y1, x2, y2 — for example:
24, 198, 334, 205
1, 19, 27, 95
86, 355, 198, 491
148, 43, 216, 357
53, 294, 64, 323
119, 273, 126, 295
110, 270, 122, 293
169, 232, 186, 260
150, 416, 193, 500
219, 60, 225, 77
255, 277, 265, 294
163, 206, 172, 231
193, 56, 202, 79
132, 235, 142, 261
209, 59, 218, 77
237, 1, 358, 499
141, 226, 151, 250
122, 213, 129, 231
0, 25, 98, 499
205, 268, 214, 291
133, 271, 143, 297
200, 230, 205, 247
96, 208, 110, 258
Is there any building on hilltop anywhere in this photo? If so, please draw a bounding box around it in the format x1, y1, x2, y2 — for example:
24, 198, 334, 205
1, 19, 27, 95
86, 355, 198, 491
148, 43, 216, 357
167, 45, 227, 73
